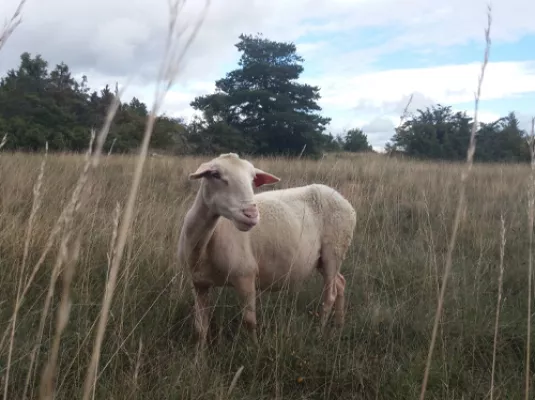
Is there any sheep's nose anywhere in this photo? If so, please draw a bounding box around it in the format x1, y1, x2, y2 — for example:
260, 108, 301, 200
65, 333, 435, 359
242, 204, 258, 219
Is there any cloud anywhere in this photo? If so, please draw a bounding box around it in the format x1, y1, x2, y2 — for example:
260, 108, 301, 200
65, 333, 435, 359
1, 0, 534, 150
351, 92, 437, 117
359, 117, 395, 149
315, 61, 535, 111
313, 61, 535, 146
3, 0, 533, 82
362, 117, 395, 133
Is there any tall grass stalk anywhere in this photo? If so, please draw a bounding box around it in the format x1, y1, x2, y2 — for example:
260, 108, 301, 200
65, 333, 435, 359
526, 116, 535, 400
3, 143, 47, 400
490, 212, 506, 400
419, 5, 492, 399
0, 0, 26, 52
1, 2, 533, 399
80, 2, 211, 398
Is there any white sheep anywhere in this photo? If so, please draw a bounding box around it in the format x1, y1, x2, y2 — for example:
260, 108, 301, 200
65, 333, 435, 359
177, 153, 356, 348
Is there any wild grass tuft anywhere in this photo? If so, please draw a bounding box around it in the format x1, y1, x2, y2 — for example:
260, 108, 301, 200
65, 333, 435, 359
0, 153, 533, 399
0, 1, 534, 399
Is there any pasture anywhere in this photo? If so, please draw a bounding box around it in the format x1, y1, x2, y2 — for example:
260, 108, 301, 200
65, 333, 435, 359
0, 151, 533, 399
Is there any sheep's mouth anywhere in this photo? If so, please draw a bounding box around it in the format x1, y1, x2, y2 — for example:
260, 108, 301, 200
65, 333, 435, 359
233, 217, 258, 232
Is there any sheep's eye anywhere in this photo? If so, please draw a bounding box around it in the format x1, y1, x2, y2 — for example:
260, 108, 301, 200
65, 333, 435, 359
211, 171, 221, 179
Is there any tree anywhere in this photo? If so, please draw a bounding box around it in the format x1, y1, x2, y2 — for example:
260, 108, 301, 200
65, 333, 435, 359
190, 33, 331, 157
321, 132, 344, 152
1, 51, 531, 162
387, 104, 531, 162
475, 112, 530, 162
0, 52, 189, 153
387, 104, 472, 160
342, 128, 373, 152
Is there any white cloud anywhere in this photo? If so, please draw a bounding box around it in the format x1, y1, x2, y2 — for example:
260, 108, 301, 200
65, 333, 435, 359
308, 61, 535, 147
73, 71, 213, 122
362, 117, 395, 133
2, 0, 533, 80
314, 61, 535, 111
1, 0, 534, 151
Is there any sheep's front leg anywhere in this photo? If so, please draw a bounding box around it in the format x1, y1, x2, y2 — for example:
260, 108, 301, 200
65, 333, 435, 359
232, 275, 258, 346
192, 282, 211, 351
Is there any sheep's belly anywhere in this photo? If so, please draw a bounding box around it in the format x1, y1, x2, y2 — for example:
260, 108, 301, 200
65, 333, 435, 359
251, 200, 322, 291
254, 241, 321, 291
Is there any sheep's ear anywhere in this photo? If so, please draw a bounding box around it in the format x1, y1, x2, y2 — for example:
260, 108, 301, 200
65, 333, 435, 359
189, 163, 215, 180
253, 168, 280, 187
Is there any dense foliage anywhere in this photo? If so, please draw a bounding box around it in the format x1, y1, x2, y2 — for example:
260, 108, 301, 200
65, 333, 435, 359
190, 34, 333, 156
0, 34, 531, 161
343, 128, 373, 152
386, 105, 531, 162
0, 53, 187, 153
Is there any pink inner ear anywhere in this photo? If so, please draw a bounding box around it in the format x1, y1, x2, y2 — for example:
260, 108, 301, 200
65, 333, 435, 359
253, 171, 280, 187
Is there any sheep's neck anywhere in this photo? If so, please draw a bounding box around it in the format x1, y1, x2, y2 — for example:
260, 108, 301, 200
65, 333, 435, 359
183, 188, 219, 265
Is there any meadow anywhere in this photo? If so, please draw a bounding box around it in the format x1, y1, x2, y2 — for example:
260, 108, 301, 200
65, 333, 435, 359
0, 150, 533, 399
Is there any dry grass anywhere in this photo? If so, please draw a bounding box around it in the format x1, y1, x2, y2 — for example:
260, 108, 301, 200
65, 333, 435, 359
0, 151, 533, 399
2, 1, 534, 399
419, 6, 492, 399
0, 0, 26, 52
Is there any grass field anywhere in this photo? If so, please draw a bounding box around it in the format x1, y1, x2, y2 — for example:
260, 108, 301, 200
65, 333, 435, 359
0, 151, 533, 399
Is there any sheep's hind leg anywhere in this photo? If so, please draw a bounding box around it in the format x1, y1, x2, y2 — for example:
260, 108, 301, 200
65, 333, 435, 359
317, 246, 341, 332
319, 258, 336, 333
333, 272, 346, 327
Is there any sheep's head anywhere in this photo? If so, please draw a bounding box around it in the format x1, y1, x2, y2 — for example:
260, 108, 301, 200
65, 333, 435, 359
189, 153, 280, 231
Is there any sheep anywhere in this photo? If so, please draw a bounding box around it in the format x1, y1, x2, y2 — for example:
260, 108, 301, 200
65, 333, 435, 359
177, 153, 356, 349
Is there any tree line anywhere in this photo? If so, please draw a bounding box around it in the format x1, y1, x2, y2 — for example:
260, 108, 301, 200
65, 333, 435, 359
0, 33, 531, 162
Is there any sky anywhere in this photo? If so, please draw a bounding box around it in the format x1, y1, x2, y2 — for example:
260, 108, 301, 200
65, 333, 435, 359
1, 0, 534, 151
